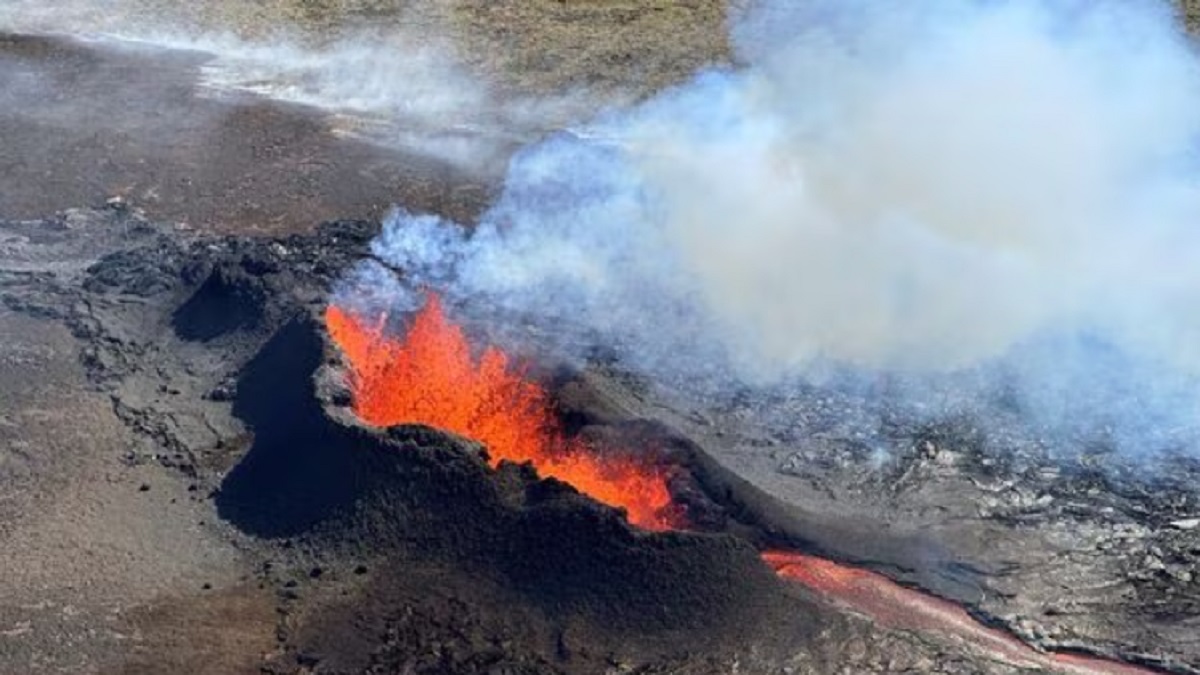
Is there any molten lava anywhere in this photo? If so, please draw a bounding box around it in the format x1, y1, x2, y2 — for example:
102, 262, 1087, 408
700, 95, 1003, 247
325, 293, 680, 531
764, 551, 1155, 675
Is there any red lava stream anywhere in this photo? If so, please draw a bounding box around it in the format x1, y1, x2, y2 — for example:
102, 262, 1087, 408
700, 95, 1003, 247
764, 551, 1157, 674
326, 294, 1158, 675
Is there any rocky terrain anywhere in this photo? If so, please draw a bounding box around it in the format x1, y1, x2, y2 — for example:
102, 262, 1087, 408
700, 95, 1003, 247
0, 203, 1194, 673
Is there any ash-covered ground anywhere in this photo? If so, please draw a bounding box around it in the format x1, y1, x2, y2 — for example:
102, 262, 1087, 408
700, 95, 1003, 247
2, 5, 1200, 675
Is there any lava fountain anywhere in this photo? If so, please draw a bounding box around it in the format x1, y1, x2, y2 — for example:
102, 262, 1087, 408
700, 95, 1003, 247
324, 293, 681, 531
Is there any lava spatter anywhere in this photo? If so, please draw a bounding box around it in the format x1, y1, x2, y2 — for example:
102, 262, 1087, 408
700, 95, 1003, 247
325, 293, 681, 531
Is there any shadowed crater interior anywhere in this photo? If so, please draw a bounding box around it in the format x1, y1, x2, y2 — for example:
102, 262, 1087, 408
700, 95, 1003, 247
216, 316, 363, 536
172, 265, 267, 341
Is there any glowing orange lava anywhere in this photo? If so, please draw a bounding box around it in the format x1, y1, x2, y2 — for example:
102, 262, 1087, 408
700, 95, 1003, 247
325, 293, 680, 531
764, 551, 1155, 675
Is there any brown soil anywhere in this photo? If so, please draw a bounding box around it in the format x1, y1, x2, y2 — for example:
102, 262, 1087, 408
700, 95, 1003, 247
447, 0, 729, 95
116, 585, 278, 675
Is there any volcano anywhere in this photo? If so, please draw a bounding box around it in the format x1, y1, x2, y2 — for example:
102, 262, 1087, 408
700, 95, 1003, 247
3, 9, 1200, 675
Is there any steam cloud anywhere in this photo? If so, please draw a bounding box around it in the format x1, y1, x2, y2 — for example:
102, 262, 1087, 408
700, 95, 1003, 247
348, 0, 1200, 455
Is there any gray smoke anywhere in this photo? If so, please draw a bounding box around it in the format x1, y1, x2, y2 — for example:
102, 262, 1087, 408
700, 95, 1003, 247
351, 0, 1200, 456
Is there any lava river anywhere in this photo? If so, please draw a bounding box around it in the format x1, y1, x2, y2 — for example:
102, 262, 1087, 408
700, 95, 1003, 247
325, 294, 1158, 675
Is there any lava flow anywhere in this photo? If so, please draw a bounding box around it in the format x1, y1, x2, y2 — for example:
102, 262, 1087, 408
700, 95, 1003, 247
324, 293, 680, 531
764, 551, 1157, 675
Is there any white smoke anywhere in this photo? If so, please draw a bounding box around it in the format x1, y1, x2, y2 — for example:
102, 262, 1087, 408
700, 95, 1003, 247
354, 0, 1200, 453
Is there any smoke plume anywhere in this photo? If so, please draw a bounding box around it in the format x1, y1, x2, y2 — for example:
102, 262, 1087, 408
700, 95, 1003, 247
349, 0, 1200, 456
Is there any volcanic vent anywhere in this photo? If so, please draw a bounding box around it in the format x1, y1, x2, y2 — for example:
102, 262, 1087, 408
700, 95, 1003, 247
214, 280, 809, 671
324, 293, 682, 531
